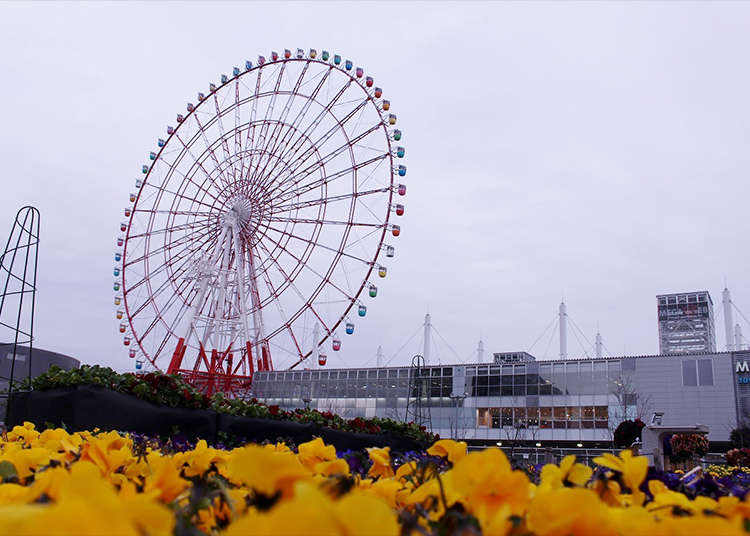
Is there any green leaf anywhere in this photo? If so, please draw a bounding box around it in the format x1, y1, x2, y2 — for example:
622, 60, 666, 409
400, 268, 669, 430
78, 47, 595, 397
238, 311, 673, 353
0, 461, 18, 482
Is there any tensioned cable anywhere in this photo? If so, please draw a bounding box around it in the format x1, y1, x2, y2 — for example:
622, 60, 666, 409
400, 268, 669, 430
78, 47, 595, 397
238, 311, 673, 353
383, 324, 423, 367
431, 324, 464, 364
567, 318, 591, 359
528, 314, 558, 354
541, 317, 559, 360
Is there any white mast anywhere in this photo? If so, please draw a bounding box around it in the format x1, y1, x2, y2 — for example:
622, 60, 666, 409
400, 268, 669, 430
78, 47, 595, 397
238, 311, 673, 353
595, 330, 603, 359
559, 301, 568, 359
423, 313, 432, 365
376, 345, 384, 367
723, 287, 735, 351
477, 339, 484, 363
736, 323, 743, 352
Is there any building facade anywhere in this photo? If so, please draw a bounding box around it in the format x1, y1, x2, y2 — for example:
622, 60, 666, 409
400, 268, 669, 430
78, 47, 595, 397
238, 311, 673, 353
657, 291, 717, 354
0, 345, 80, 422
251, 350, 741, 446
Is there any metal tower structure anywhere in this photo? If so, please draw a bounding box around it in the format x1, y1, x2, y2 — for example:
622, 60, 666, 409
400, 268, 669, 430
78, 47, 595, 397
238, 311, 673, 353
405, 354, 431, 430
0, 206, 40, 421
657, 291, 716, 355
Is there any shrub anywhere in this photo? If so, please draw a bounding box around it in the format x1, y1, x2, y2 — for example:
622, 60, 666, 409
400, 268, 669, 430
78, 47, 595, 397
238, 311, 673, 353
613, 418, 645, 447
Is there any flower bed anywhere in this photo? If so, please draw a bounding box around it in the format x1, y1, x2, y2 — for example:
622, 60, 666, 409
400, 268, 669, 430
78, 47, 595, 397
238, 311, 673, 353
2, 423, 750, 535
10, 365, 434, 446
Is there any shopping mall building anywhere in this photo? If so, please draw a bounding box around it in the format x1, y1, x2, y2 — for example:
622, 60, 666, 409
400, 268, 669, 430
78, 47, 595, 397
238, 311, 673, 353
250, 349, 749, 448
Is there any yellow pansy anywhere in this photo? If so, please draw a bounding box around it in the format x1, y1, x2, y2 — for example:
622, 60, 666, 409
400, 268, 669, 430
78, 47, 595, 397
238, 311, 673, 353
539, 454, 592, 491
297, 437, 337, 472
527, 487, 617, 536
426, 439, 467, 463
593, 450, 648, 505
366, 446, 394, 479
226, 444, 310, 498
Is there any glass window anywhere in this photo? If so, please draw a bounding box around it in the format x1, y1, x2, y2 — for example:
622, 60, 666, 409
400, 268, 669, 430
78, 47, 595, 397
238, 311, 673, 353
553, 407, 566, 419
698, 359, 713, 386
477, 408, 490, 427
502, 407, 513, 427
582, 406, 594, 419
526, 407, 539, 427
595, 406, 608, 419
513, 407, 526, 427
491, 408, 501, 428
682, 360, 698, 387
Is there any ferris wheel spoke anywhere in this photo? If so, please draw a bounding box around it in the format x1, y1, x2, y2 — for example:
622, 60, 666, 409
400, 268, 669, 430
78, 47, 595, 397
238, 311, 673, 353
257, 227, 356, 306
137, 287, 189, 349
253, 237, 333, 337
142, 182, 220, 212
167, 135, 230, 203
255, 259, 305, 360
343, 226, 383, 253
245, 63, 288, 187
276, 153, 390, 204
255, 78, 354, 194
124, 226, 215, 268
253, 67, 333, 192
269, 186, 390, 215
126, 230, 218, 303
211, 92, 236, 182
129, 217, 213, 240
234, 80, 242, 174
239, 71, 264, 187
261, 222, 374, 267
192, 112, 234, 191
266, 217, 381, 227
134, 209, 214, 218
266, 122, 382, 199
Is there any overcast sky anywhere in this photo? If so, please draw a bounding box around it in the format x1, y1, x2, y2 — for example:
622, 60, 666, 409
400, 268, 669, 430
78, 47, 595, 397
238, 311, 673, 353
1, 1, 749, 372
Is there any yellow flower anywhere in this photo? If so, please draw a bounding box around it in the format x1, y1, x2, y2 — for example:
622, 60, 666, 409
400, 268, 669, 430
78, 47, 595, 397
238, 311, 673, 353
226, 444, 310, 498
80, 431, 133, 477
366, 446, 394, 479
263, 442, 291, 453
527, 488, 617, 536
538, 455, 592, 491
333, 490, 399, 536
0, 460, 173, 535
7, 422, 40, 447
224, 482, 341, 536
593, 450, 648, 505
297, 438, 337, 472
446, 448, 530, 519
314, 458, 350, 477
174, 439, 227, 477
362, 478, 405, 508
142, 452, 190, 503
1, 445, 51, 482
0, 483, 29, 505
426, 439, 467, 463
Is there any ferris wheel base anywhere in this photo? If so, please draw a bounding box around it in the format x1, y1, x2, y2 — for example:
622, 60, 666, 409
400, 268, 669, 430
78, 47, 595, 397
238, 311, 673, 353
174, 369, 254, 397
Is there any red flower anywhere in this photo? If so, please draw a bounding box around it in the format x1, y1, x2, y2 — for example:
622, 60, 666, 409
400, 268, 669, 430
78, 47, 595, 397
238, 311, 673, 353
269, 405, 280, 416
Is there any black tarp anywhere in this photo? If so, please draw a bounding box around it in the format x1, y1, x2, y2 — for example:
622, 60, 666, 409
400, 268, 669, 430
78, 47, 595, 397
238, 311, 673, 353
7, 386, 424, 452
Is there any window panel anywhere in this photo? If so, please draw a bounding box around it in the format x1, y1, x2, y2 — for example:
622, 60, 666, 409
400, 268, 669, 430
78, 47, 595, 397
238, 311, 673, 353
698, 359, 713, 386
682, 360, 698, 387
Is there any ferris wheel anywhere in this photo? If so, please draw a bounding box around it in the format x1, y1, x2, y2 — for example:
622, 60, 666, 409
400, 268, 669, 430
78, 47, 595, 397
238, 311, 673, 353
113, 48, 406, 393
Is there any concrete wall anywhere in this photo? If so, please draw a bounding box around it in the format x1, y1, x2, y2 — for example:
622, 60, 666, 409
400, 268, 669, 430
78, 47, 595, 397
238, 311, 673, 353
0, 344, 80, 422
633, 353, 736, 442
